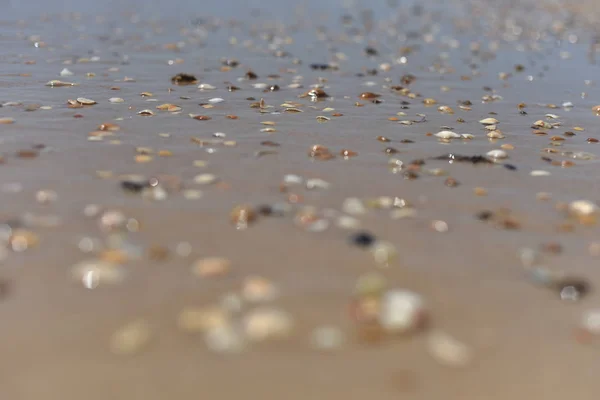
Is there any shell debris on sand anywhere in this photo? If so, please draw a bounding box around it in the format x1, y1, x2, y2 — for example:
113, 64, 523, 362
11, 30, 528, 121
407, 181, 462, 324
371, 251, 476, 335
427, 331, 473, 367
109, 319, 152, 355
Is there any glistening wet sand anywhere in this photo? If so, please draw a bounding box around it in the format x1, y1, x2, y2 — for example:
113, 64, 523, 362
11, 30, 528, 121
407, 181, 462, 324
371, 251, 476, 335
2, 0, 600, 399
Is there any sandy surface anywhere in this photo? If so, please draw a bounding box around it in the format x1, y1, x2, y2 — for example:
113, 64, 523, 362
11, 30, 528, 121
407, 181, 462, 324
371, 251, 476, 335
1, 0, 600, 399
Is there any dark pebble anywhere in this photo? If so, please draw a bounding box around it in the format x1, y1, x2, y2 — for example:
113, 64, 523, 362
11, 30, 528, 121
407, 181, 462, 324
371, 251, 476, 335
350, 232, 376, 248
121, 180, 150, 193
476, 210, 494, 221
503, 163, 517, 170
365, 47, 379, 56
433, 154, 493, 165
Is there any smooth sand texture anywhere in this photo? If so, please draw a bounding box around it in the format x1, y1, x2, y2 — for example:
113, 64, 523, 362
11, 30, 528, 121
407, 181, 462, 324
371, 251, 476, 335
1, 0, 600, 399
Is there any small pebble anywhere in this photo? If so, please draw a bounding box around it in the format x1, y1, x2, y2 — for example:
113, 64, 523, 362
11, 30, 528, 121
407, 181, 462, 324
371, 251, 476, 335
349, 231, 376, 248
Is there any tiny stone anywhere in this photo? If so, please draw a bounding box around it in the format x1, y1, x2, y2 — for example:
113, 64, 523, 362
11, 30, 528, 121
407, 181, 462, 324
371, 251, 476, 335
350, 231, 376, 248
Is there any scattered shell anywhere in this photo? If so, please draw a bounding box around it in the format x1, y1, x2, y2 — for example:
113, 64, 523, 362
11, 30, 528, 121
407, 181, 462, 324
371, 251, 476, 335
76, 97, 96, 105
487, 130, 505, 139
486, 149, 508, 159
70, 259, 125, 288
0, 117, 15, 124
109, 319, 151, 355
194, 173, 218, 185
156, 103, 182, 112
530, 170, 550, 176
109, 97, 124, 103
310, 326, 344, 351
171, 73, 197, 85
242, 276, 278, 302
243, 307, 293, 341
205, 324, 245, 353
379, 289, 426, 334
192, 257, 231, 278
435, 130, 461, 139
581, 310, 600, 335
359, 92, 381, 99
479, 117, 499, 125
568, 200, 598, 218
177, 306, 230, 334
437, 105, 454, 114
230, 205, 256, 229
45, 80, 77, 87
343, 198, 366, 215
137, 110, 155, 116
427, 331, 472, 367
60, 68, 74, 77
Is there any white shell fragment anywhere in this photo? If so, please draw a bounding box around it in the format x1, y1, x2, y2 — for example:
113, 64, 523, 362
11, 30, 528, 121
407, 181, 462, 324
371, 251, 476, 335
379, 289, 425, 334
486, 149, 508, 159
435, 130, 461, 139
582, 309, 600, 334
427, 331, 472, 367
109, 319, 151, 355
60, 68, 74, 77
568, 200, 599, 217
243, 307, 293, 342
479, 117, 499, 125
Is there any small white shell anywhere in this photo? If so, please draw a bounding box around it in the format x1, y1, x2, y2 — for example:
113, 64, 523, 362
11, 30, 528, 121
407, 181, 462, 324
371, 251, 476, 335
479, 117, 499, 125
582, 309, 600, 334
379, 289, 425, 333
435, 130, 461, 139
427, 331, 472, 367
487, 130, 505, 139
486, 149, 508, 159
60, 68, 74, 77
77, 97, 97, 105
530, 170, 550, 176
568, 200, 599, 217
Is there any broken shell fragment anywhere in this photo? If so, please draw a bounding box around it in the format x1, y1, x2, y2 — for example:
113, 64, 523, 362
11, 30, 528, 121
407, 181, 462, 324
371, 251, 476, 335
427, 331, 472, 367
171, 73, 197, 85
379, 289, 427, 334
109, 319, 151, 355
435, 130, 461, 139
486, 149, 508, 159
479, 117, 498, 125
76, 97, 96, 105
45, 80, 78, 87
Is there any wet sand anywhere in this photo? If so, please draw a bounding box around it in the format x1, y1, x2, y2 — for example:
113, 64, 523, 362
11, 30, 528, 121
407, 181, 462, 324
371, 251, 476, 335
2, 0, 600, 398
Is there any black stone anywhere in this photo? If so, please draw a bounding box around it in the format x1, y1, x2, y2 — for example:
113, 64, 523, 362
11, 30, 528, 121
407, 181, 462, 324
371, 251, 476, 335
350, 232, 376, 248
121, 180, 149, 193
